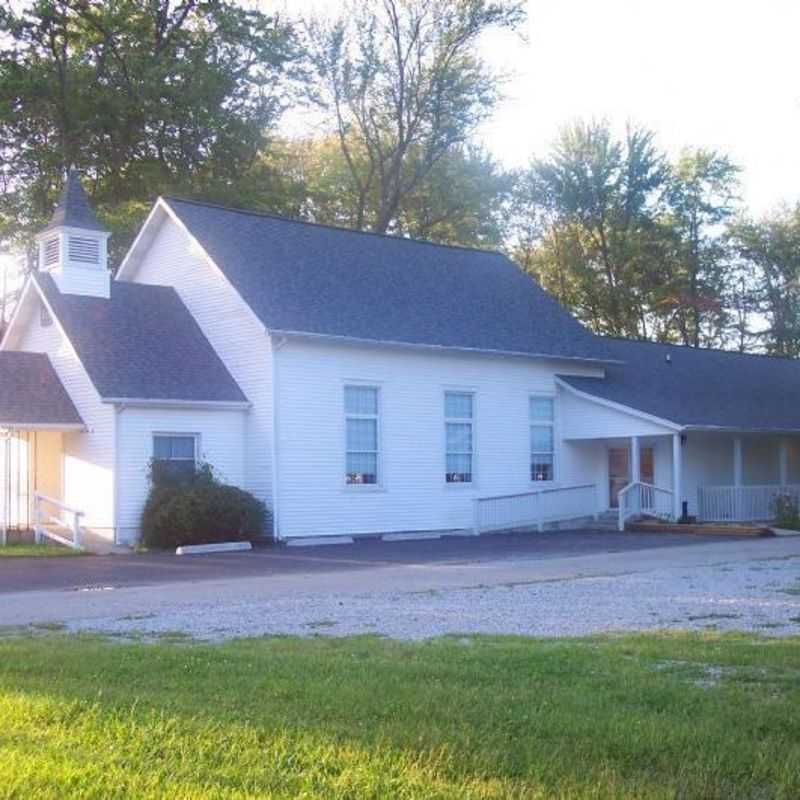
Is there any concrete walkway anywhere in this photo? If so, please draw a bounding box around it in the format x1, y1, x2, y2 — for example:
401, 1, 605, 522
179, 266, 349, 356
1, 532, 798, 632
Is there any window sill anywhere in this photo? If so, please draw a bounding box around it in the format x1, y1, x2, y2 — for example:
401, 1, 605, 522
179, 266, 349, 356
444, 482, 478, 491
341, 486, 388, 494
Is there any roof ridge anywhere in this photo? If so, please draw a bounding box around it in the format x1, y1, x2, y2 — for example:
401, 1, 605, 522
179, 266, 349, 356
163, 196, 507, 258
601, 335, 799, 363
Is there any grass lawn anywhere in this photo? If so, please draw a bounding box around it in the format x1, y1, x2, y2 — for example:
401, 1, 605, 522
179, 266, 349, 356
0, 632, 798, 798
0, 542, 86, 558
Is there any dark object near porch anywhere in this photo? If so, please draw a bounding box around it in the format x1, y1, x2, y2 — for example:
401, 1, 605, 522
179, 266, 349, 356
678, 501, 696, 524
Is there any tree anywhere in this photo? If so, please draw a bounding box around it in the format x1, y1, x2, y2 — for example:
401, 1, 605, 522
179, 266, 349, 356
510, 120, 671, 339
730, 205, 800, 357
661, 149, 741, 347
0, 0, 299, 265
282, 135, 512, 247
303, 0, 525, 235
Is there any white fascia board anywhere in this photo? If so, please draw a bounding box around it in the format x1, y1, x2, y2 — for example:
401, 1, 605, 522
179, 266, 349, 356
102, 397, 251, 410
682, 425, 800, 434
0, 277, 35, 351
0, 423, 85, 431
554, 377, 682, 432
268, 328, 619, 367
115, 199, 166, 279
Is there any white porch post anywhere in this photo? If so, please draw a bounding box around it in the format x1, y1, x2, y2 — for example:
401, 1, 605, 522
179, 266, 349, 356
733, 437, 743, 486
779, 439, 789, 487
733, 437, 743, 521
672, 434, 682, 521
630, 436, 640, 484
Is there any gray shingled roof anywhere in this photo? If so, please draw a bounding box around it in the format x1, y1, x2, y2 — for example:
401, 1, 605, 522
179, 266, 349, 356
560, 338, 800, 431
0, 351, 84, 427
35, 274, 247, 403
43, 169, 107, 233
164, 198, 612, 363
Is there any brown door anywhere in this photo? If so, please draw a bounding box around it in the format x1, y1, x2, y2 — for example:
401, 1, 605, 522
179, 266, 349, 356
608, 447, 629, 508
640, 447, 654, 485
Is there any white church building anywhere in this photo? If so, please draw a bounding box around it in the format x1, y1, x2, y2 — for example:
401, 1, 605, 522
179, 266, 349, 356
2, 171, 800, 547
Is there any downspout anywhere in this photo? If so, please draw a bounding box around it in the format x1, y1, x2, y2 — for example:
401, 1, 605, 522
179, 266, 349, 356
269, 334, 287, 541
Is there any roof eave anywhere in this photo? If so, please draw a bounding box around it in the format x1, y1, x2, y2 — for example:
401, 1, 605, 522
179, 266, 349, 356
102, 397, 251, 410
268, 329, 620, 366
682, 424, 800, 435
0, 422, 85, 432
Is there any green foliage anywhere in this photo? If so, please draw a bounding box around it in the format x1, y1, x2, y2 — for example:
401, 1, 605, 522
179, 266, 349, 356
729, 204, 800, 357
0, 633, 799, 797
774, 493, 800, 530
140, 462, 268, 549
660, 148, 741, 347
0, 0, 300, 264
303, 0, 525, 235
511, 120, 672, 338
510, 121, 744, 346
280, 136, 513, 247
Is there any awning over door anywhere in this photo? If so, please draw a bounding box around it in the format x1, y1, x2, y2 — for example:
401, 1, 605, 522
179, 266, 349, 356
0, 351, 84, 430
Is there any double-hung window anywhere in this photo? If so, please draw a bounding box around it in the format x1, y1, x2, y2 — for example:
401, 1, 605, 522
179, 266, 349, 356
153, 434, 197, 485
445, 391, 474, 483
345, 385, 379, 485
530, 396, 555, 481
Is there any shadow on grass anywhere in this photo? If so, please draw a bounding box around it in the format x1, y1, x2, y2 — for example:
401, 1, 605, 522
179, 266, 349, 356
0, 631, 798, 798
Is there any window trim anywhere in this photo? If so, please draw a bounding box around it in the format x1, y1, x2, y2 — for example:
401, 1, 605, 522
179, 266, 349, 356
529, 393, 557, 484
444, 389, 476, 486
343, 383, 382, 489
152, 432, 200, 473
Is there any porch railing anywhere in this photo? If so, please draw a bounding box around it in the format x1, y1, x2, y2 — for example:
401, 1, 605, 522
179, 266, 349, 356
618, 481, 674, 531
697, 484, 800, 523
33, 492, 84, 550
473, 483, 598, 535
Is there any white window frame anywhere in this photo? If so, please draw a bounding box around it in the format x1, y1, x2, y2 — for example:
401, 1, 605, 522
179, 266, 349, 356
152, 432, 200, 475
343, 384, 381, 488
444, 389, 475, 485
530, 393, 557, 483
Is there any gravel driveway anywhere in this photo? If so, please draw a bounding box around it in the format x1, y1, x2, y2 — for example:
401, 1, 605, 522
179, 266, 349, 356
65, 553, 800, 641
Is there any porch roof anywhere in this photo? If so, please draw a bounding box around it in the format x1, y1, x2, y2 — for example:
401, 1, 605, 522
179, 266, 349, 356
559, 338, 800, 432
0, 351, 84, 429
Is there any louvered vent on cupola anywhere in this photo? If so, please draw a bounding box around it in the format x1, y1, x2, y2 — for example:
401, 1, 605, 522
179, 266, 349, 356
35, 169, 111, 298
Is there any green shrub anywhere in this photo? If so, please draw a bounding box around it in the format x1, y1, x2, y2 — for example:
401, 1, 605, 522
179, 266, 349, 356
774, 493, 800, 530
140, 462, 268, 549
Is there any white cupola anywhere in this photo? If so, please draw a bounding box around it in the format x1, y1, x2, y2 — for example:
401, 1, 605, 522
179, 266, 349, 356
35, 168, 111, 299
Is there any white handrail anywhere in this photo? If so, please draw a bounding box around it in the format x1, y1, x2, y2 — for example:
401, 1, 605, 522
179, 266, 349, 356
474, 483, 598, 535
33, 492, 84, 550
618, 481, 674, 531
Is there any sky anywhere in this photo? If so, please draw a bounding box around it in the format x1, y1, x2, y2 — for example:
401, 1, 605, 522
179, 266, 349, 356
278, 0, 800, 216
4, 0, 798, 290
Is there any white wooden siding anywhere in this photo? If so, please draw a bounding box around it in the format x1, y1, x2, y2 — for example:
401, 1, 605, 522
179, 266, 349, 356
558, 386, 675, 439
275, 338, 606, 538
12, 292, 116, 532
115, 406, 247, 543
120, 215, 269, 507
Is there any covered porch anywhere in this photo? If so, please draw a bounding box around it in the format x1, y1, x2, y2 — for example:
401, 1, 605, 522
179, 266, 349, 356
564, 429, 800, 527
0, 351, 86, 548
